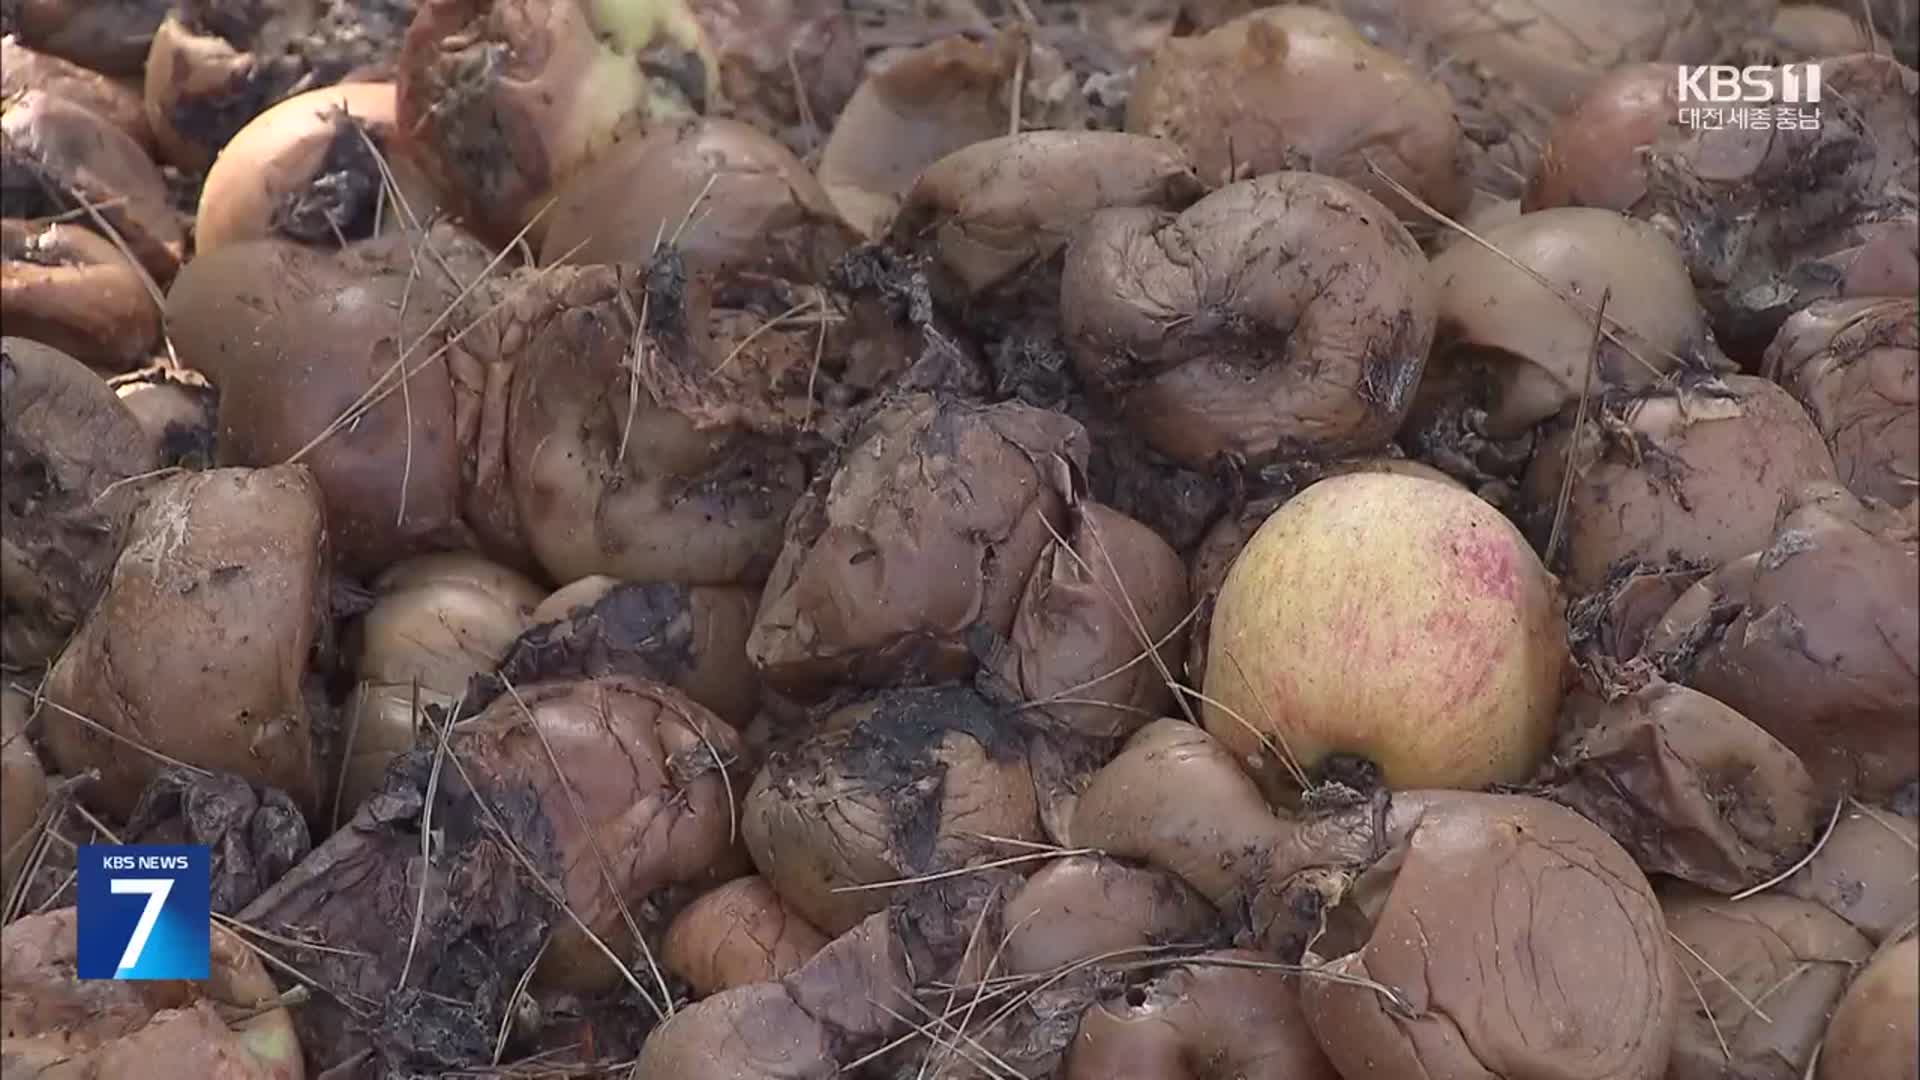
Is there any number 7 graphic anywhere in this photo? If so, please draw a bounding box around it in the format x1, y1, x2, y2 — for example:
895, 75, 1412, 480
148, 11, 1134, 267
110, 878, 174, 972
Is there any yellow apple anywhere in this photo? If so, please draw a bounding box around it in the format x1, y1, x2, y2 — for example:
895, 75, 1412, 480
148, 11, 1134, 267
1203, 471, 1566, 791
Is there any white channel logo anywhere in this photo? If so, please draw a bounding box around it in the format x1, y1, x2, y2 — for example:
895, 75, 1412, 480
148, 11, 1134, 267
110, 877, 174, 972
1676, 64, 1823, 132
1677, 64, 1822, 104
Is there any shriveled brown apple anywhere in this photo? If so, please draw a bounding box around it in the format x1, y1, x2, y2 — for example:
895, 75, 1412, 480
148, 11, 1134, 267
1765, 297, 1918, 509
1523, 374, 1839, 592
742, 686, 1042, 935
817, 27, 1087, 238
0, 217, 160, 370
0, 337, 161, 668
2, 87, 183, 283
195, 81, 442, 254
1128, 6, 1467, 218
1426, 207, 1726, 440
1, 908, 302, 1080
1061, 172, 1436, 469
396, 0, 719, 247
39, 466, 329, 820
165, 224, 493, 572
143, 0, 414, 171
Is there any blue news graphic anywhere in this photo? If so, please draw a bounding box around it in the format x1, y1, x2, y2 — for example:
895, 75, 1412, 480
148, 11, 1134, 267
76, 845, 211, 980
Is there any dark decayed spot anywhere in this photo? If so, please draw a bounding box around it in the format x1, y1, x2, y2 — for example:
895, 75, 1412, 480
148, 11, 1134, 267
0, 154, 70, 221
838, 685, 1021, 868
124, 767, 310, 914
237, 747, 562, 1072
461, 582, 702, 718
167, 55, 305, 154
272, 110, 387, 245
1313, 753, 1382, 797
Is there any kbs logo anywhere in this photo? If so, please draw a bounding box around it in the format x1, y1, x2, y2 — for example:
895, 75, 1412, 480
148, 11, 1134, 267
1677, 64, 1823, 104
1675, 64, 1822, 132
77, 845, 211, 980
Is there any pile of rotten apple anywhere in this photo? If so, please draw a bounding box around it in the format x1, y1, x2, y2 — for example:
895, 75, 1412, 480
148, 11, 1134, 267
2, 0, 1917, 1077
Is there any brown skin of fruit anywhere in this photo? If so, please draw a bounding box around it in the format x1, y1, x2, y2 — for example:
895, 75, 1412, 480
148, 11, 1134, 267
1766, 4, 1882, 57
695, 0, 861, 151
143, 1, 413, 172
0, 217, 161, 370
454, 261, 812, 588
1, 38, 154, 151
1634, 52, 1919, 356
892, 130, 1205, 313
1524, 374, 1840, 593
631, 980, 837, 1077
747, 394, 1086, 698
1128, 6, 1468, 218
1764, 296, 1918, 510
1783, 804, 1919, 945
142, 12, 263, 172
1818, 934, 1920, 1080
661, 875, 829, 998
453, 676, 747, 993
1069, 720, 1288, 909
1525, 63, 1681, 214
1640, 549, 1762, 666
6, 0, 172, 76
0, 337, 161, 668
1301, 792, 1677, 1080
338, 553, 545, 818
236, 675, 746, 1063
1847, 0, 1919, 65
12, 1005, 296, 1080
40, 466, 329, 821
1349, 0, 1768, 114
1560, 556, 1711, 683
1060, 171, 1436, 469
395, 0, 717, 249
1188, 1, 1557, 201
816, 28, 1086, 238
1000, 857, 1217, 977
539, 115, 856, 281
1547, 681, 1819, 893
1, 909, 302, 1080
0, 686, 50, 904
1663, 888, 1875, 1079
165, 226, 492, 573
1070, 731, 1689, 1076
109, 364, 219, 468
742, 687, 1043, 935
1672, 484, 1919, 801
2, 88, 183, 283
1065, 951, 1341, 1080
635, 910, 918, 1078
496, 577, 762, 729
996, 501, 1191, 741
1427, 206, 1721, 439
194, 81, 443, 255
